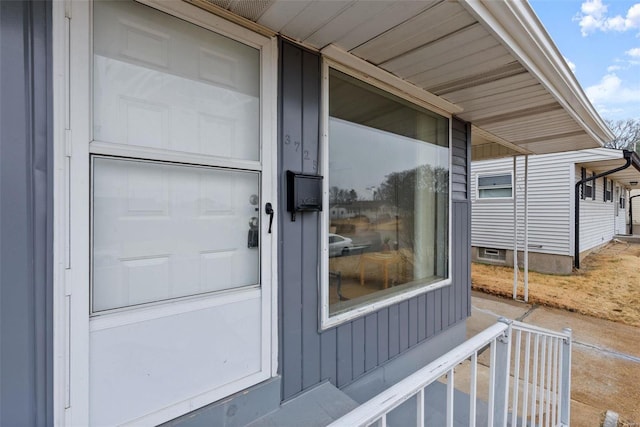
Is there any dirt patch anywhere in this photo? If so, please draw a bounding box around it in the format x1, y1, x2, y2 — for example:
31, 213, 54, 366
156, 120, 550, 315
471, 241, 640, 327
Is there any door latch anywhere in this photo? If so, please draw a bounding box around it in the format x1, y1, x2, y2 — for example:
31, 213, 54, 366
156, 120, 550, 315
265, 202, 274, 234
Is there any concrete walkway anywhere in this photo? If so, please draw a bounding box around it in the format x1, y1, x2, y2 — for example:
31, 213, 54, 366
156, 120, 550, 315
469, 291, 640, 426
614, 234, 640, 244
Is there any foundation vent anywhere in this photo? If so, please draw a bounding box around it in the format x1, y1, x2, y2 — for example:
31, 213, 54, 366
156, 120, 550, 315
479, 247, 506, 262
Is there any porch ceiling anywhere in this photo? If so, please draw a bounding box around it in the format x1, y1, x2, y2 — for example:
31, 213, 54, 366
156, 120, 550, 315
188, 0, 613, 160
578, 150, 640, 190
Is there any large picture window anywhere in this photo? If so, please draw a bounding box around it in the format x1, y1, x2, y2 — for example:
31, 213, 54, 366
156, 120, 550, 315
323, 67, 450, 324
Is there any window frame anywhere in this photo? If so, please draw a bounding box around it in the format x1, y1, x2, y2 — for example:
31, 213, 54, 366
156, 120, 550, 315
319, 58, 453, 330
475, 172, 514, 200
581, 168, 595, 200
604, 177, 613, 202
584, 182, 593, 199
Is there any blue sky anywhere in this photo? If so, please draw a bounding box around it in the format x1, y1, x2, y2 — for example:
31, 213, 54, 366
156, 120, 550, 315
530, 0, 640, 121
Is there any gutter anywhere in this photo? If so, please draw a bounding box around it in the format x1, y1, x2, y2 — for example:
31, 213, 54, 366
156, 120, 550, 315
574, 150, 640, 269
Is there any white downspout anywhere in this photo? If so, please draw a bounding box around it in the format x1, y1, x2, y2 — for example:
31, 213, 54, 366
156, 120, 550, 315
513, 156, 518, 300
524, 155, 529, 302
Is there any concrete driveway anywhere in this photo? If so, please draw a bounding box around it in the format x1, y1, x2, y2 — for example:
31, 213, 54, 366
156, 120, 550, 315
469, 291, 640, 426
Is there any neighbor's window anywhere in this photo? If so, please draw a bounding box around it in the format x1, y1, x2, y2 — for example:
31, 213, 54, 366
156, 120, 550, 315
477, 173, 512, 199
604, 179, 613, 202
581, 168, 595, 200
584, 182, 593, 199
325, 68, 450, 320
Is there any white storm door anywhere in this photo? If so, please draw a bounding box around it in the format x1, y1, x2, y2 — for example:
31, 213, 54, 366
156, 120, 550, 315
84, 1, 275, 425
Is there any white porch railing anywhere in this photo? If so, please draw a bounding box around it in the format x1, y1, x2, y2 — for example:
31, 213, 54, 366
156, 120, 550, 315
328, 318, 572, 427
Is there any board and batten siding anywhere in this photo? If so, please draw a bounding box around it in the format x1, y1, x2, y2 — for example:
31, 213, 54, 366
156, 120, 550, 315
278, 41, 471, 401
471, 149, 631, 258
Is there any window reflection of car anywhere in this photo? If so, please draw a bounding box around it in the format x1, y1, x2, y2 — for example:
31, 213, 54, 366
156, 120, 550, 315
328, 233, 353, 257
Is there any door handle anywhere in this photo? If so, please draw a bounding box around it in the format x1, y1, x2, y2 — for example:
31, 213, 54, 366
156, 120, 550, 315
247, 217, 259, 248
265, 202, 274, 234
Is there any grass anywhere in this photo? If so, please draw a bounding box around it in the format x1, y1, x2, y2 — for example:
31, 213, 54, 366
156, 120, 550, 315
471, 241, 640, 327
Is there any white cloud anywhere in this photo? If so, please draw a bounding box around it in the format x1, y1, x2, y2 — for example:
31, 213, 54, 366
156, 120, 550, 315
603, 50, 640, 72
564, 56, 577, 72
628, 3, 640, 27
585, 73, 640, 104
581, 0, 607, 18
576, 1, 640, 35
595, 106, 625, 115
604, 15, 627, 31
586, 73, 640, 120
626, 47, 640, 57
577, 14, 603, 35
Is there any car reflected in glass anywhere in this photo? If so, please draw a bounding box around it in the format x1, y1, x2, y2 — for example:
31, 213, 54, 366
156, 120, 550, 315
328, 233, 353, 257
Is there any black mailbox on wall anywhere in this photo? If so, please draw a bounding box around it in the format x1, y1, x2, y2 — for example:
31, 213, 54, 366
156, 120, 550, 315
287, 170, 323, 221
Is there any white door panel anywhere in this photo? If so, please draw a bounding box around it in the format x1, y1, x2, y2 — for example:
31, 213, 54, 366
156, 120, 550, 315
90, 293, 263, 426
93, 157, 260, 312
93, 0, 260, 161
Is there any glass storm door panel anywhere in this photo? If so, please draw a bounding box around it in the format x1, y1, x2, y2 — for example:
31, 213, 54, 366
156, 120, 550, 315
92, 157, 260, 312
87, 1, 272, 425
93, 0, 260, 161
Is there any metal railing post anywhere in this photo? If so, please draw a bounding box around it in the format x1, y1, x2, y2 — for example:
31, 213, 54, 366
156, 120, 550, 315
560, 328, 573, 426
493, 318, 512, 427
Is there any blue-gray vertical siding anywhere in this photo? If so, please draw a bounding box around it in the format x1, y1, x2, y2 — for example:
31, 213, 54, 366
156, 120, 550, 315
0, 0, 53, 425
278, 41, 471, 401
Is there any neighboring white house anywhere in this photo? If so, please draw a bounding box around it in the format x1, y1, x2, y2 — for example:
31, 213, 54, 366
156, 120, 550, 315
471, 148, 640, 274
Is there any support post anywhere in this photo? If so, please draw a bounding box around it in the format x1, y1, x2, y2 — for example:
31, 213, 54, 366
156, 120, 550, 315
524, 155, 529, 302
494, 318, 512, 427
560, 328, 573, 426
513, 156, 518, 299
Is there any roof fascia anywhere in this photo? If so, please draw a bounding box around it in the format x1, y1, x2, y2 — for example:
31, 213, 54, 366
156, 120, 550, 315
459, 0, 614, 146
578, 148, 640, 163
575, 150, 640, 182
